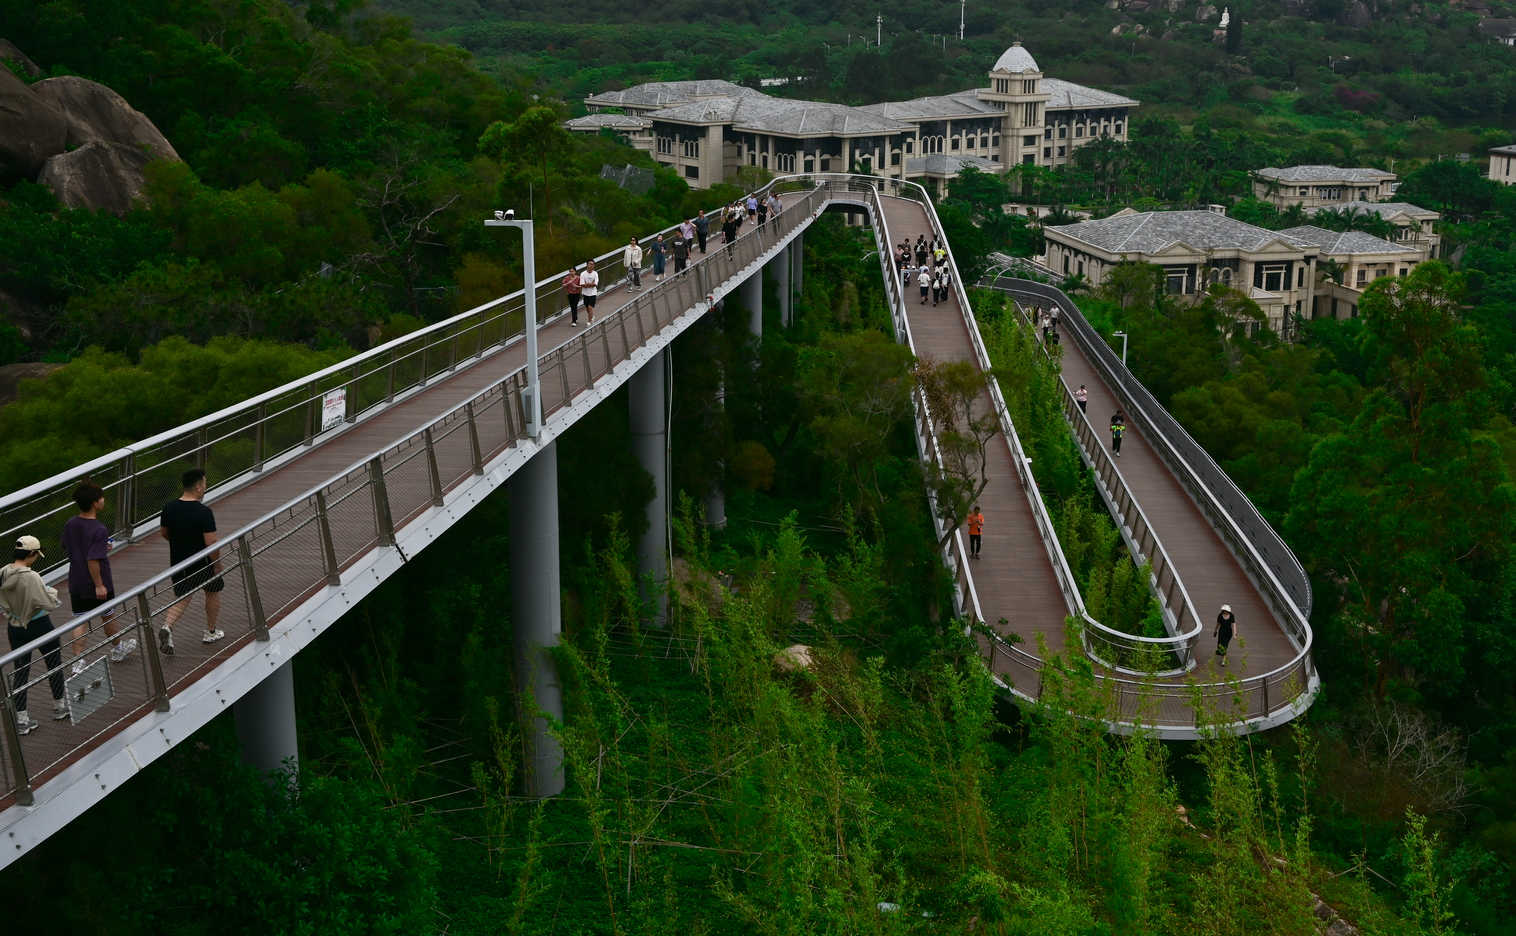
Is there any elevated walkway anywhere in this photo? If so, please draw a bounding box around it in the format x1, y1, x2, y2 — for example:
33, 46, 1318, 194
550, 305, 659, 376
0, 174, 1315, 867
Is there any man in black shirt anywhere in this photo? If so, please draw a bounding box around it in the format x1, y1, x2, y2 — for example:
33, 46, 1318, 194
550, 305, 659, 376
157, 468, 225, 654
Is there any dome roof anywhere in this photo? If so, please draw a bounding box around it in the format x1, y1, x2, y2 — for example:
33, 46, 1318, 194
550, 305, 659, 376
993, 42, 1039, 74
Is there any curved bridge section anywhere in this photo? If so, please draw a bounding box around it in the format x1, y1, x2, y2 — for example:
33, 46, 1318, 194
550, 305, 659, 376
0, 174, 1315, 865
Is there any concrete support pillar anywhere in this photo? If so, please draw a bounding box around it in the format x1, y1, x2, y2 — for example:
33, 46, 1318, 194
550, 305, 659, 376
705, 364, 727, 531
510, 441, 564, 797
234, 660, 298, 783
773, 243, 793, 328
741, 269, 763, 340
791, 231, 804, 305
629, 351, 669, 626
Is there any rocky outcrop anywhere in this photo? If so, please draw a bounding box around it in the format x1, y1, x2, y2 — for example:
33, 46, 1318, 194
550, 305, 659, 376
37, 141, 156, 214
0, 66, 67, 180
30, 76, 178, 161
0, 362, 62, 404
0, 39, 41, 78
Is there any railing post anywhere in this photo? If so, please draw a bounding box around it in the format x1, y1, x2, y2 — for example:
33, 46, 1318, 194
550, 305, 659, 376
253, 404, 267, 471
1, 695, 34, 805
502, 377, 519, 441
419, 344, 429, 387
315, 491, 342, 586
368, 457, 396, 546
194, 427, 208, 470
304, 393, 316, 447
558, 348, 571, 400
236, 536, 270, 641
137, 593, 170, 712
385, 351, 397, 403
450, 330, 461, 371
117, 451, 136, 542
423, 428, 445, 507
1262, 678, 1271, 715
581, 335, 594, 387
345, 365, 359, 424
465, 402, 484, 476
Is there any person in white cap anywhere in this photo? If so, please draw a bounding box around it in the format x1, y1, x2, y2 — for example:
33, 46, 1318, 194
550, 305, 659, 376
1215, 603, 1237, 667
1, 534, 68, 732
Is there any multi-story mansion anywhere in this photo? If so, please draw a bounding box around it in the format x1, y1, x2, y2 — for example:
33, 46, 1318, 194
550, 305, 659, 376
1251, 165, 1398, 208
1491, 144, 1516, 185
571, 43, 1138, 191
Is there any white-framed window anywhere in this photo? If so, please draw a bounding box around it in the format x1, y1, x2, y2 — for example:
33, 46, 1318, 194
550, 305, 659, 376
656, 137, 673, 155
1023, 102, 1036, 123
1356, 268, 1368, 286
777, 153, 796, 172
1263, 264, 1287, 292
1166, 270, 1188, 294
1022, 79, 1036, 93
681, 139, 700, 158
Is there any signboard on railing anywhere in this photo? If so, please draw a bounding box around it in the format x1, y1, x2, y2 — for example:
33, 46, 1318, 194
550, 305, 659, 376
321, 388, 347, 431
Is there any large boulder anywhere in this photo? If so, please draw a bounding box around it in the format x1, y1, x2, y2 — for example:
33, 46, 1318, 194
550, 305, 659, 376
0, 67, 67, 180
30, 76, 178, 161
37, 141, 156, 215
0, 39, 41, 78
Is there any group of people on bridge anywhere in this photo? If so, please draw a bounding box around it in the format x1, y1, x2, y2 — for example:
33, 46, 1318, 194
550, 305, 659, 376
897, 234, 955, 306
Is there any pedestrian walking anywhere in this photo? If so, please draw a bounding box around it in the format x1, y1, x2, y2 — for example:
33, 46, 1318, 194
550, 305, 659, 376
940, 266, 953, 302
62, 482, 136, 669
1214, 604, 1237, 666
966, 506, 984, 559
1075, 384, 1088, 414
1110, 410, 1126, 457
745, 194, 758, 221
757, 196, 770, 226
2, 535, 68, 732
694, 211, 709, 254
915, 242, 928, 267
579, 259, 600, 323
650, 235, 667, 282
680, 218, 696, 245
158, 469, 225, 654
918, 267, 931, 304
624, 237, 643, 291
722, 209, 739, 258
672, 231, 691, 275
765, 192, 781, 219
932, 267, 944, 306
562, 267, 583, 326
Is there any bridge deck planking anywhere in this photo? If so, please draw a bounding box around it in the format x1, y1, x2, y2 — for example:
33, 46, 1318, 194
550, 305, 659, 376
1046, 326, 1299, 681
878, 198, 1073, 662
4, 238, 672, 797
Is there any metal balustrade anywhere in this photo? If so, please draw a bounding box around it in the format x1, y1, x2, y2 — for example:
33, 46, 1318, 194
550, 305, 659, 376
0, 173, 1321, 812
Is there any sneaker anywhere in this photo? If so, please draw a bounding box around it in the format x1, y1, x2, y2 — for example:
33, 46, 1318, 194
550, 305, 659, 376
14, 711, 37, 735
202, 629, 225, 645
158, 624, 174, 656
53, 699, 69, 721
109, 638, 138, 663
71, 659, 87, 678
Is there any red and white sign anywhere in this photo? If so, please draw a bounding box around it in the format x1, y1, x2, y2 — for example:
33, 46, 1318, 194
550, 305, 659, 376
321, 388, 347, 431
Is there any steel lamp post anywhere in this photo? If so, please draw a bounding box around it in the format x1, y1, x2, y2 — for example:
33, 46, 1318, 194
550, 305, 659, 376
485, 211, 541, 437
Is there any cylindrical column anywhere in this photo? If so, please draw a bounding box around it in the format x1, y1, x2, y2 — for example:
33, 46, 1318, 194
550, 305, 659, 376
705, 367, 727, 531
741, 270, 763, 341
234, 660, 298, 785
773, 243, 793, 327
629, 351, 670, 626
791, 231, 803, 301
510, 441, 565, 796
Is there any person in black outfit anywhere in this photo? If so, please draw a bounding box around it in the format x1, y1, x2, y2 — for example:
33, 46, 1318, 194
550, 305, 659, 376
1109, 410, 1126, 457
1214, 604, 1237, 667
722, 209, 739, 258
158, 468, 225, 653
694, 210, 709, 254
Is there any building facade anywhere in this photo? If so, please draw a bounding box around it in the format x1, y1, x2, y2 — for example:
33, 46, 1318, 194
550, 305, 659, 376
1491, 144, 1516, 185
1334, 201, 1440, 258
1278, 225, 1423, 321
1251, 165, 1398, 208
1044, 209, 1319, 336
576, 44, 1137, 191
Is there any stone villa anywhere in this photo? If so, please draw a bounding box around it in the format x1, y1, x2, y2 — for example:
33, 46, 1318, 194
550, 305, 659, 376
1251, 165, 1398, 208
1491, 144, 1516, 186
570, 44, 1138, 192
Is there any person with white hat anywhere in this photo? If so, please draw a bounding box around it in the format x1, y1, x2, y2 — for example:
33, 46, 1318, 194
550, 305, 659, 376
1, 534, 68, 733
1215, 603, 1237, 667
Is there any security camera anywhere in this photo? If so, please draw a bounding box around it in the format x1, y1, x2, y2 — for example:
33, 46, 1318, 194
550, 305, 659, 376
493, 210, 504, 221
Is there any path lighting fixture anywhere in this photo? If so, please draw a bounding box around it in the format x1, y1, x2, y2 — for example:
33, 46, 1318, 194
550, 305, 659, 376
484, 209, 541, 437
1113, 330, 1129, 366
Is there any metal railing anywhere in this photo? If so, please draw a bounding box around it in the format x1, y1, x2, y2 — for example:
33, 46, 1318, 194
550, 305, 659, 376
0, 178, 834, 806
985, 276, 1318, 727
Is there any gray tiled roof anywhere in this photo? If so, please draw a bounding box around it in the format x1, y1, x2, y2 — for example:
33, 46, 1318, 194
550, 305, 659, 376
1041, 78, 1139, 110
1254, 165, 1396, 183
907, 154, 998, 175
993, 43, 1040, 73
1048, 210, 1306, 254
1327, 201, 1439, 220
564, 114, 651, 131
645, 94, 915, 135
584, 80, 761, 109
1278, 225, 1418, 255
1491, 144, 1516, 155
856, 90, 1001, 121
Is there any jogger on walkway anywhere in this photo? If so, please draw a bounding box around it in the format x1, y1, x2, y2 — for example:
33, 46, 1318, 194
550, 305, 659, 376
562, 267, 582, 326
1076, 385, 1088, 413
579, 259, 599, 323
158, 469, 225, 654
1214, 604, 1237, 667
1110, 410, 1126, 457
966, 507, 984, 559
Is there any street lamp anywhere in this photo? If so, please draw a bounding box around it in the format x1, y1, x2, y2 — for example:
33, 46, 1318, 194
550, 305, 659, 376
485, 209, 541, 438
1112, 330, 1129, 366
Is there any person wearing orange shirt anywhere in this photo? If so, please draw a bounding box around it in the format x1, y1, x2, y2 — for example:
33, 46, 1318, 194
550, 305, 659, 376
966, 506, 984, 559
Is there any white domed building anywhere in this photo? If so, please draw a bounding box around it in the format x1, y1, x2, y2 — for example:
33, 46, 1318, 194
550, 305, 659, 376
579, 43, 1139, 192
